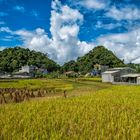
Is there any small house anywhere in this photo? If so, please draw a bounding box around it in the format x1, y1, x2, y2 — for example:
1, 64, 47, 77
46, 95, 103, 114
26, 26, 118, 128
102, 70, 120, 83
13, 65, 37, 78
102, 67, 136, 83
19, 65, 36, 73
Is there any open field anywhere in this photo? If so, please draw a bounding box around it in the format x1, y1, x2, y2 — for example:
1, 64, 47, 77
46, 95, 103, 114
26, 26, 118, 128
0, 79, 74, 103
0, 78, 109, 103
0, 78, 140, 139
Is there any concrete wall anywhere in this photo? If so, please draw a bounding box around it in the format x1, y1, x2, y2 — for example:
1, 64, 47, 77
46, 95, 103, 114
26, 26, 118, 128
21, 66, 30, 73
137, 78, 140, 84
102, 74, 114, 83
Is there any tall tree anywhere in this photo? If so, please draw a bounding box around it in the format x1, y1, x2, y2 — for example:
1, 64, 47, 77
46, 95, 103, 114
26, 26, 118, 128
0, 47, 60, 72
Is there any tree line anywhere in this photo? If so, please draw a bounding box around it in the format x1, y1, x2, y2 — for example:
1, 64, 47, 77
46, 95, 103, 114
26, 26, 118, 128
0, 47, 60, 73
1, 46, 139, 75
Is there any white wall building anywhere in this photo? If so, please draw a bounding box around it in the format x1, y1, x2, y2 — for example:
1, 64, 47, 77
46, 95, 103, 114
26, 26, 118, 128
101, 67, 139, 84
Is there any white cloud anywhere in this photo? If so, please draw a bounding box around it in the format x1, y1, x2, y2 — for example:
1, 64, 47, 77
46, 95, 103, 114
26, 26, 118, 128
106, 6, 140, 21
13, 6, 25, 13
13, 0, 91, 64
59, 25, 79, 39
3, 0, 140, 65
0, 0, 90, 64
0, 27, 12, 33
96, 28, 140, 63
0, 1, 94, 64
81, 0, 106, 9
95, 21, 121, 30
18, 28, 53, 54
48, 0, 92, 64
15, 29, 34, 37
74, 0, 109, 10
0, 47, 6, 51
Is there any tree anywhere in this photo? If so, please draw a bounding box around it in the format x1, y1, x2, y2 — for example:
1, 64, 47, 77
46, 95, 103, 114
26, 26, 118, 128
61, 60, 79, 73
62, 46, 125, 74
0, 47, 60, 73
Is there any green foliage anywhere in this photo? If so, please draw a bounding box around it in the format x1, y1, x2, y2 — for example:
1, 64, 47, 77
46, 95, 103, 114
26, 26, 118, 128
62, 46, 125, 74
0, 47, 60, 72
77, 46, 125, 73
45, 71, 61, 79
61, 60, 79, 73
127, 63, 140, 73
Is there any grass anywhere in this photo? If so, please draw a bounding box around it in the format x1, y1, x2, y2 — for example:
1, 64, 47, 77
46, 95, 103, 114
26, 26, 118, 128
0, 79, 73, 90
0, 78, 140, 139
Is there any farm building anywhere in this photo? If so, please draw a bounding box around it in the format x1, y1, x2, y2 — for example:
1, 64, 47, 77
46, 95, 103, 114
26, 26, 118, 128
121, 74, 140, 84
19, 65, 36, 73
102, 70, 120, 83
13, 65, 37, 78
102, 67, 138, 84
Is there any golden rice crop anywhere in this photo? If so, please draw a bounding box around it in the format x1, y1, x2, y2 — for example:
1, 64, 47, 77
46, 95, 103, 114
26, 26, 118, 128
0, 79, 140, 139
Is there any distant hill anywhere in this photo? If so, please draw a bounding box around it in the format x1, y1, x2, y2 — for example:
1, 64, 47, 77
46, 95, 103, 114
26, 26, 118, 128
0, 47, 60, 72
62, 46, 125, 74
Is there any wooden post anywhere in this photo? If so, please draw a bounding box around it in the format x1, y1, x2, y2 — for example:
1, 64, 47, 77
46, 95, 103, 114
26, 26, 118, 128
64, 90, 67, 98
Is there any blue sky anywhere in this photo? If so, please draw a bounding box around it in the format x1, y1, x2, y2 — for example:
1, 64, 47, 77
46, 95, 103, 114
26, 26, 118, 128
0, 0, 140, 64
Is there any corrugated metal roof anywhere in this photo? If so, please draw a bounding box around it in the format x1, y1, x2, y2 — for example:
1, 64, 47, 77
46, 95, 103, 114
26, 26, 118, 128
121, 74, 140, 78
108, 67, 135, 71
103, 70, 119, 74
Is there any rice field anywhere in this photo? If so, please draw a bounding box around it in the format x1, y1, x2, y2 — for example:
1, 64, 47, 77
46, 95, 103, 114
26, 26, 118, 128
0, 78, 140, 139
0, 79, 74, 103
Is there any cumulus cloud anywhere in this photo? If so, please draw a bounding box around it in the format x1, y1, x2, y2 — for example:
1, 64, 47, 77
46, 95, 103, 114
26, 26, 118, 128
96, 28, 140, 63
48, 1, 92, 63
106, 6, 140, 21
49, 0, 93, 63
18, 0, 92, 64
95, 21, 121, 30
21, 29, 53, 54
71, 0, 108, 10
2, 0, 140, 64
0, 27, 12, 33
